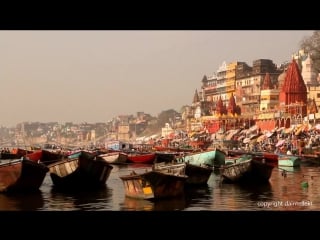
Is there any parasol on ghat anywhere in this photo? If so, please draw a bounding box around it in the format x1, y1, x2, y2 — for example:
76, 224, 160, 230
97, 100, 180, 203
276, 139, 285, 147
256, 134, 267, 143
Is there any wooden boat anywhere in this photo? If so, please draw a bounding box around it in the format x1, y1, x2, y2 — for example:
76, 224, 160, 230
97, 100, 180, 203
0, 148, 32, 159
152, 162, 186, 176
78, 151, 113, 185
40, 149, 66, 165
220, 154, 275, 183
119, 168, 188, 199
98, 152, 127, 164
48, 158, 79, 188
153, 162, 213, 185
278, 155, 301, 167
67, 150, 82, 159
48, 151, 113, 189
0, 159, 49, 193
26, 149, 66, 166
25, 150, 42, 162
299, 153, 320, 165
226, 149, 249, 157
185, 163, 213, 185
154, 151, 179, 163
226, 151, 278, 166
176, 149, 226, 168
126, 152, 156, 164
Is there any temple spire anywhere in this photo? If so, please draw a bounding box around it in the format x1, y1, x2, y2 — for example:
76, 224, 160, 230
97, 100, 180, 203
261, 72, 273, 90
216, 96, 224, 115
227, 93, 237, 115
279, 59, 308, 116
192, 89, 200, 104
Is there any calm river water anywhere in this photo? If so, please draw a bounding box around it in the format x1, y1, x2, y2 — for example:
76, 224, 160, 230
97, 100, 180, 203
1, 162, 320, 211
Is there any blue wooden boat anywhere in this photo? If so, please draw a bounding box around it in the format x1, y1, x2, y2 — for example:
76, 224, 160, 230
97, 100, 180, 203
176, 149, 226, 168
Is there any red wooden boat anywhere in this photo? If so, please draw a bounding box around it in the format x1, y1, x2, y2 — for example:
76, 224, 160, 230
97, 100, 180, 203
0, 159, 49, 193
0, 148, 32, 159
26, 149, 66, 165
126, 152, 156, 164
26, 150, 43, 162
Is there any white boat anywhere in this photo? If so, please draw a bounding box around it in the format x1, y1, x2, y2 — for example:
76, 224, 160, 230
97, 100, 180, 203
98, 152, 127, 164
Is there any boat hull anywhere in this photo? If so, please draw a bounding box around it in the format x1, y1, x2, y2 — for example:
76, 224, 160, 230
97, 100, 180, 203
220, 159, 274, 183
0, 159, 49, 193
178, 149, 226, 168
185, 163, 213, 185
127, 153, 156, 164
278, 155, 301, 167
48, 151, 113, 189
120, 170, 187, 199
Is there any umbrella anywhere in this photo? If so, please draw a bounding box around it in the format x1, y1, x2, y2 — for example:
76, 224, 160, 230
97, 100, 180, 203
276, 139, 285, 147
250, 134, 260, 140
266, 132, 275, 138
249, 125, 258, 132
256, 135, 267, 143
237, 135, 245, 141
277, 127, 285, 132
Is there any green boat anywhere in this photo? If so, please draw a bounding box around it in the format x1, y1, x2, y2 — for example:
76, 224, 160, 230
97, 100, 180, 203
278, 155, 301, 167
177, 149, 226, 168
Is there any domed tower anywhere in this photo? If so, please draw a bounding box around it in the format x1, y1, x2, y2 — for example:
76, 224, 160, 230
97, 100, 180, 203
277, 69, 287, 90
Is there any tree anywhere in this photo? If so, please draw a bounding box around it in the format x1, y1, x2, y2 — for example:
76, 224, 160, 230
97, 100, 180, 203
157, 109, 179, 129
300, 31, 320, 73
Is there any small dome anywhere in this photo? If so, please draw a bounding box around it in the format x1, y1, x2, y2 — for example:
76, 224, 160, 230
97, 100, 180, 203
278, 70, 287, 89
278, 70, 287, 82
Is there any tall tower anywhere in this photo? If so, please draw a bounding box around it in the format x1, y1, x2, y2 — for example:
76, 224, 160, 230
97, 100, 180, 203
301, 54, 318, 86
279, 59, 308, 116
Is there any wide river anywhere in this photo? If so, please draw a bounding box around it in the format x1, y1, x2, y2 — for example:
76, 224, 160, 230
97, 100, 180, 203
0, 162, 319, 211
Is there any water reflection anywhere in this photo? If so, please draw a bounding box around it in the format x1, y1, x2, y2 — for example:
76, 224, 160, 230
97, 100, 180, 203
0, 164, 320, 211
48, 186, 112, 211
0, 191, 44, 211
268, 165, 320, 210
212, 181, 273, 210
120, 195, 187, 211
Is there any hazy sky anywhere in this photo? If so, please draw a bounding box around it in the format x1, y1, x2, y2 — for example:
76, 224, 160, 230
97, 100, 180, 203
0, 30, 314, 127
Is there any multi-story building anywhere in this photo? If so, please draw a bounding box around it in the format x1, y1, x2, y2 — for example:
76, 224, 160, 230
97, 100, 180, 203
260, 73, 279, 111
